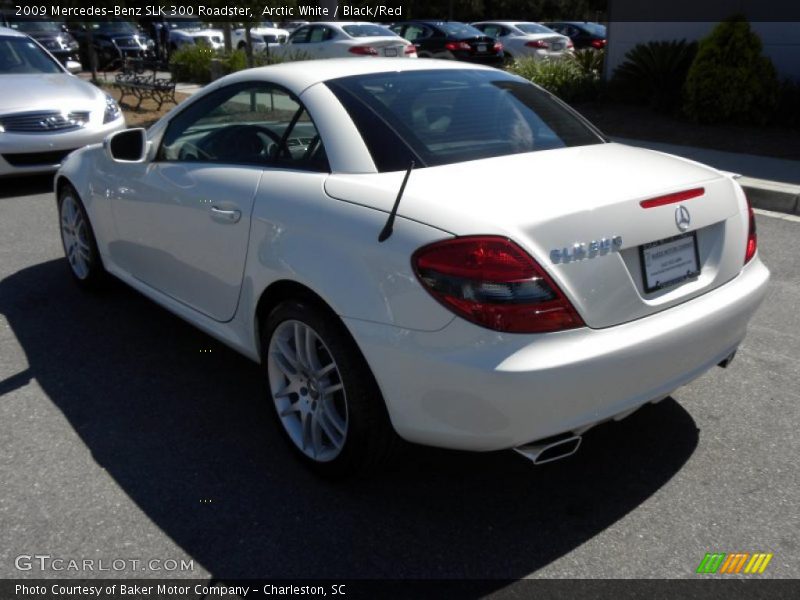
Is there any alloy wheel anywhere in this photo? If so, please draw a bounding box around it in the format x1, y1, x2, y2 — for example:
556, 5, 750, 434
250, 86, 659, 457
267, 320, 349, 462
60, 194, 91, 280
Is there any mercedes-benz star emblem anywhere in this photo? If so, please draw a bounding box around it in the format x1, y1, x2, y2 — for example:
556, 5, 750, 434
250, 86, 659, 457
675, 205, 691, 232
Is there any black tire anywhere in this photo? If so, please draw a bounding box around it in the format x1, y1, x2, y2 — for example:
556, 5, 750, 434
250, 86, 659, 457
503, 52, 515, 66
57, 184, 107, 290
262, 299, 400, 478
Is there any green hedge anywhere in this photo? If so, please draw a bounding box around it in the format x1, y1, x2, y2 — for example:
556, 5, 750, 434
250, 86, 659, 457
683, 16, 779, 124
169, 45, 311, 84
508, 57, 601, 103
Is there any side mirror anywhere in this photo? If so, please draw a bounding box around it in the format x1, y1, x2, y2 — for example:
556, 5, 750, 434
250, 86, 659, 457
105, 128, 148, 163
65, 60, 82, 74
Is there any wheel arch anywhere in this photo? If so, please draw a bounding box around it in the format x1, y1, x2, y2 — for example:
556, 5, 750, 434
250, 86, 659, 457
254, 279, 343, 361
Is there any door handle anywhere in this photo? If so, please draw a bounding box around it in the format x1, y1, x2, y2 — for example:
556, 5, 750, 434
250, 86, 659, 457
210, 206, 241, 224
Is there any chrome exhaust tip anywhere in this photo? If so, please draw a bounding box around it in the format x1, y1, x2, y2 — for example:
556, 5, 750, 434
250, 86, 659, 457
514, 434, 582, 465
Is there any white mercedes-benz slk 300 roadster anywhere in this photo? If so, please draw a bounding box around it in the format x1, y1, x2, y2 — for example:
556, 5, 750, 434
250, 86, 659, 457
55, 59, 769, 476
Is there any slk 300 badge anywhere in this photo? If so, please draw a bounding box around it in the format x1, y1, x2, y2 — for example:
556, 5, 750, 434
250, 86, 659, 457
550, 236, 623, 263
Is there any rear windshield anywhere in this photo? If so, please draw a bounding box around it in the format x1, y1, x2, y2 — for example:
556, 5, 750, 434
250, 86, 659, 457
581, 23, 606, 36
516, 23, 556, 35
326, 69, 603, 171
342, 24, 396, 38
0, 36, 62, 74
437, 22, 485, 38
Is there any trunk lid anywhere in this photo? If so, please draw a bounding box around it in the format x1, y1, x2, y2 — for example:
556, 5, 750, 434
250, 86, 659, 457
324, 143, 749, 329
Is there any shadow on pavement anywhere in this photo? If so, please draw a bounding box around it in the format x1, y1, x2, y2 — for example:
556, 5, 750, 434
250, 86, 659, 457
0, 259, 699, 582
0, 175, 55, 199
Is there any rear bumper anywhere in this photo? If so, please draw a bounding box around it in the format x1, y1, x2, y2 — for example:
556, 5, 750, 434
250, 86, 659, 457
344, 257, 770, 451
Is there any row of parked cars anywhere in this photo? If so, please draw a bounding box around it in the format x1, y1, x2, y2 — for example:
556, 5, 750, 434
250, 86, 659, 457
0, 16, 606, 178
0, 11, 607, 70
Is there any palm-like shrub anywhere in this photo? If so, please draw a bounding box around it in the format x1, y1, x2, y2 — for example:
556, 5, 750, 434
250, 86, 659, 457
683, 16, 778, 124
571, 48, 605, 76
611, 40, 697, 112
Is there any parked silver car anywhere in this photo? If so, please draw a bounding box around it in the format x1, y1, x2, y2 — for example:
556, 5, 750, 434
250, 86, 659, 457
0, 26, 125, 177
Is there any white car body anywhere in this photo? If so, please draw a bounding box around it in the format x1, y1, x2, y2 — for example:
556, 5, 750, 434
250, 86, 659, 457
0, 27, 125, 177
56, 59, 768, 463
169, 27, 224, 51
232, 26, 290, 52
472, 21, 572, 61
278, 21, 416, 59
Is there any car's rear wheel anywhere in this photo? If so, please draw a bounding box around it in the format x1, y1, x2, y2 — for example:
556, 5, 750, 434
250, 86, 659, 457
58, 185, 106, 289
263, 299, 399, 478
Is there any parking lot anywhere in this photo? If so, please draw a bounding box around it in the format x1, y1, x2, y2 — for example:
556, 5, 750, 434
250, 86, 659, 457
0, 175, 798, 582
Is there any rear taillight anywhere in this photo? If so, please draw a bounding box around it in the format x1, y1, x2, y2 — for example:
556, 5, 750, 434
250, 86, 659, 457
404, 44, 417, 55
493, 42, 503, 53
525, 40, 549, 49
412, 236, 585, 334
590, 39, 607, 49
349, 46, 378, 56
745, 195, 757, 264
567, 39, 574, 48
445, 41, 471, 51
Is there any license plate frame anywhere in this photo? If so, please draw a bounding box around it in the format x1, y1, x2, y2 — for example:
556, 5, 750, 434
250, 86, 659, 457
639, 232, 701, 293
384, 47, 398, 57
477, 44, 487, 52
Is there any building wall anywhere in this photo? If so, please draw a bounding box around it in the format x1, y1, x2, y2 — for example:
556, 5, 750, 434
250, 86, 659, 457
606, 21, 800, 82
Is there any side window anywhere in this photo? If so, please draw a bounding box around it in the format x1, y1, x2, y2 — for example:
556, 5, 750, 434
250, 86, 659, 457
159, 83, 329, 171
289, 26, 310, 44
308, 26, 329, 43
483, 25, 501, 38
404, 25, 430, 42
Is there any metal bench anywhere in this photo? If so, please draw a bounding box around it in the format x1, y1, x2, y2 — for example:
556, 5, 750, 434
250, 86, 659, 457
114, 61, 177, 111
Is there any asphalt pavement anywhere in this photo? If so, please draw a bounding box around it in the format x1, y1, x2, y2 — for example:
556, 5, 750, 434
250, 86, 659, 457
0, 175, 798, 584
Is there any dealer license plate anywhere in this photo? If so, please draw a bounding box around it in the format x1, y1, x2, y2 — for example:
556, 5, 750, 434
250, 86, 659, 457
639, 232, 700, 293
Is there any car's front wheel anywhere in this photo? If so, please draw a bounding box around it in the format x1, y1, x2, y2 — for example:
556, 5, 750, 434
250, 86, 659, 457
58, 184, 106, 289
263, 300, 399, 478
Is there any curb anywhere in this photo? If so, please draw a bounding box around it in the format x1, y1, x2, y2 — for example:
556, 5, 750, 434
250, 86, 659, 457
739, 177, 800, 216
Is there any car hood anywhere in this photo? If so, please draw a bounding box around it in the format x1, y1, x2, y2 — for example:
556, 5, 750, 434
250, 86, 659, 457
0, 74, 103, 114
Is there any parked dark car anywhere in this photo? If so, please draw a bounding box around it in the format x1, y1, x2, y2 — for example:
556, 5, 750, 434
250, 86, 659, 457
0, 13, 81, 67
389, 20, 503, 66
68, 20, 155, 68
542, 21, 606, 50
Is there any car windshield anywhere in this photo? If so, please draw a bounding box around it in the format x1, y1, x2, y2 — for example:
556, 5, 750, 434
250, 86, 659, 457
327, 69, 603, 170
90, 21, 137, 34
342, 24, 396, 38
516, 23, 556, 35
0, 36, 63, 74
437, 22, 485, 38
7, 20, 62, 33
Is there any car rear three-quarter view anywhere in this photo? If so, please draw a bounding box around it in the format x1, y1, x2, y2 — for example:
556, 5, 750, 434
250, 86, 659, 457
54, 59, 769, 478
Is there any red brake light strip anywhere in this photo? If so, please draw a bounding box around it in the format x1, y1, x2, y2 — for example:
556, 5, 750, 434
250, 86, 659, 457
640, 187, 704, 208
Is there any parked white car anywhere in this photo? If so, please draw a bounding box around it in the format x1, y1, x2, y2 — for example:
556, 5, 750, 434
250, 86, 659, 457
55, 59, 768, 476
165, 20, 224, 52
472, 21, 572, 62
0, 27, 125, 177
278, 22, 416, 59
232, 24, 290, 53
